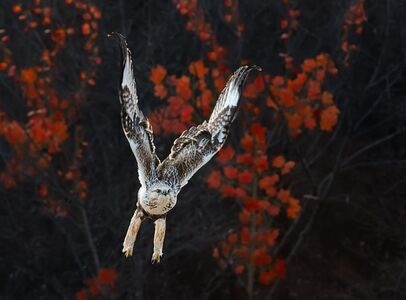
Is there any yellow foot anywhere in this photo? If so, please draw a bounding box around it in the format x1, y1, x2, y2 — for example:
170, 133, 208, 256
123, 246, 133, 257
151, 251, 162, 263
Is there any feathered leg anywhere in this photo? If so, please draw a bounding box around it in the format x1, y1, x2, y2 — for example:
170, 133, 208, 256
122, 207, 145, 257
151, 217, 166, 263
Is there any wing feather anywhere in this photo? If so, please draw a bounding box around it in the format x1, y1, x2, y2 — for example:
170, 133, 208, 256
158, 65, 260, 190
110, 32, 160, 186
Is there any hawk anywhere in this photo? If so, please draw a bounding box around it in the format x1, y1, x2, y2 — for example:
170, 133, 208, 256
110, 33, 260, 263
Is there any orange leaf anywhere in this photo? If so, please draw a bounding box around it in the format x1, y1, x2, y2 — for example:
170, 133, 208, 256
287, 113, 302, 130
153, 84, 167, 99
279, 88, 296, 107
307, 80, 321, 100
21, 68, 37, 85
214, 76, 226, 92
281, 161, 295, 175
271, 76, 285, 86
272, 155, 285, 168
304, 117, 317, 130
81, 23, 91, 35
3, 121, 26, 144
176, 76, 192, 101
12, 4, 22, 14
259, 175, 279, 189
288, 73, 307, 93
251, 247, 271, 266
199, 89, 213, 116
150, 65, 167, 85
302, 58, 317, 72
188, 60, 208, 79
277, 189, 290, 203
267, 204, 280, 216
320, 105, 340, 131
265, 229, 280, 247
266, 97, 278, 110
287, 197, 301, 218
321, 91, 333, 105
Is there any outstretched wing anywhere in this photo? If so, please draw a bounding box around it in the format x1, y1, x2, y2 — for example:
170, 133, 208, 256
157, 65, 260, 190
110, 32, 160, 186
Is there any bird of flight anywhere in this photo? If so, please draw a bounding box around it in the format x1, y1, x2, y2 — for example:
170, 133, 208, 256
110, 32, 260, 263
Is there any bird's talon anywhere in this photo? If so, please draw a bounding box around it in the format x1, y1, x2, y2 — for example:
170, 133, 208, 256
151, 252, 162, 263
123, 247, 133, 257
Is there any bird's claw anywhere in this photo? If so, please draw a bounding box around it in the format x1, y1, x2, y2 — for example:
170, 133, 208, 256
123, 246, 134, 258
151, 251, 162, 263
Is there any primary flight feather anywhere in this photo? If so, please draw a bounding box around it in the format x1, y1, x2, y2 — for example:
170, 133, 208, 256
110, 33, 260, 263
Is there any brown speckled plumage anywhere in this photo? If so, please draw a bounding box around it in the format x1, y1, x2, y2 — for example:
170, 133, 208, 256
110, 32, 260, 263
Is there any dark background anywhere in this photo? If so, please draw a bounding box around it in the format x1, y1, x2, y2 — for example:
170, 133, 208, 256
1, 0, 406, 299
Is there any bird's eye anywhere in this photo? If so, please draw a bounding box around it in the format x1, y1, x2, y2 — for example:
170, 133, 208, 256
156, 189, 161, 193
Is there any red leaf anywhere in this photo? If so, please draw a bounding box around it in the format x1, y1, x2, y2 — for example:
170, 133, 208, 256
236, 154, 253, 165
259, 270, 277, 285
150, 65, 167, 85
207, 170, 221, 189
259, 175, 279, 189
241, 134, 254, 152
227, 233, 238, 244
176, 76, 192, 101
234, 265, 245, 275
277, 189, 290, 203
3, 121, 26, 145
272, 155, 286, 168
250, 122, 267, 141
97, 267, 118, 287
238, 170, 253, 185
223, 166, 239, 180
239, 209, 250, 224
320, 105, 340, 131
217, 146, 235, 163
154, 84, 167, 99
245, 198, 260, 212
180, 104, 194, 122
281, 161, 296, 175
220, 184, 235, 198
275, 259, 286, 278
255, 155, 269, 171
188, 60, 208, 79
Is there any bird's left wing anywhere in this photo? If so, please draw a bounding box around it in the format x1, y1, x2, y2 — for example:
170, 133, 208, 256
110, 33, 160, 185
157, 65, 260, 190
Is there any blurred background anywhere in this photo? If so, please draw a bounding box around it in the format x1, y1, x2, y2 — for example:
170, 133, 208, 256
0, 0, 406, 299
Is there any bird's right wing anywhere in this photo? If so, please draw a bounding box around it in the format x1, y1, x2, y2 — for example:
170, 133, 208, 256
157, 65, 260, 190
110, 33, 160, 186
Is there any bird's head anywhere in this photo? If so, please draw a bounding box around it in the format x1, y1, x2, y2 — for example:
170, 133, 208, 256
138, 183, 177, 216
